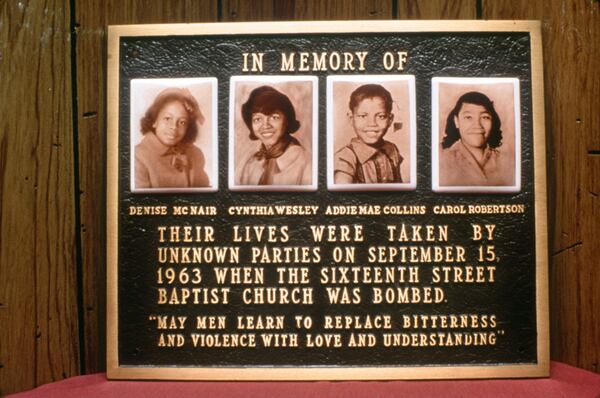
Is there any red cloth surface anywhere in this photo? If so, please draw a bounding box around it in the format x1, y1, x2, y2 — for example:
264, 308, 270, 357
7, 362, 600, 398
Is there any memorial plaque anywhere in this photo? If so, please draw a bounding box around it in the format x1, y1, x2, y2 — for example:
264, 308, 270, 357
107, 20, 549, 380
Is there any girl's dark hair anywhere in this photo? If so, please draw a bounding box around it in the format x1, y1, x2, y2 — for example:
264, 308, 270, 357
241, 85, 300, 140
140, 87, 204, 145
349, 84, 393, 114
442, 91, 502, 149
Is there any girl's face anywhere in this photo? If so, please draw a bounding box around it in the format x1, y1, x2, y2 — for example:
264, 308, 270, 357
251, 111, 286, 148
349, 97, 393, 145
153, 100, 189, 147
454, 102, 492, 150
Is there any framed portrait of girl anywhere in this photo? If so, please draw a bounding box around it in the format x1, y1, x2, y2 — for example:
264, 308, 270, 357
432, 77, 521, 193
130, 77, 218, 193
228, 75, 318, 192
327, 75, 417, 192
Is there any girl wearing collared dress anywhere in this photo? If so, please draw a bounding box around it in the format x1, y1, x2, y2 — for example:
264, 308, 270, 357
237, 85, 311, 186
334, 84, 403, 184
134, 87, 209, 189
439, 91, 512, 186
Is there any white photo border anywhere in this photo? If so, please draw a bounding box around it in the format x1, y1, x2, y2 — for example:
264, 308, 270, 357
228, 75, 319, 192
327, 75, 417, 191
431, 77, 521, 193
130, 77, 219, 193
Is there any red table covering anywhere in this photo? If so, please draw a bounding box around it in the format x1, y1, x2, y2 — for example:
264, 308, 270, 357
7, 362, 600, 398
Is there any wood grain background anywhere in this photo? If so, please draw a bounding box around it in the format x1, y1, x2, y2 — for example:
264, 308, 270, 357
0, 0, 598, 394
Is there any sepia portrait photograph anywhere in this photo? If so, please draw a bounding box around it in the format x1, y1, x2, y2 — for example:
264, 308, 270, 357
432, 77, 521, 193
229, 76, 318, 191
327, 75, 417, 191
130, 78, 218, 193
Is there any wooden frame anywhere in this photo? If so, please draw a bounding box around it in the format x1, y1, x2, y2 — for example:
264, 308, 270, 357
107, 20, 548, 380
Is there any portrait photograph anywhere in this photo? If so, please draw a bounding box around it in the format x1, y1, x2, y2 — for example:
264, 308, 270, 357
327, 75, 417, 191
229, 76, 318, 192
130, 78, 218, 193
431, 77, 521, 193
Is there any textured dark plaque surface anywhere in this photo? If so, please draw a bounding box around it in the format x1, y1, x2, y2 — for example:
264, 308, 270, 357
107, 21, 548, 380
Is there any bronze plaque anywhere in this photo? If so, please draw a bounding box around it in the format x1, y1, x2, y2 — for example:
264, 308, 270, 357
107, 21, 549, 380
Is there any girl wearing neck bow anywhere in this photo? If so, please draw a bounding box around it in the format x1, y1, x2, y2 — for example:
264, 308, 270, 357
134, 87, 209, 189
238, 85, 312, 187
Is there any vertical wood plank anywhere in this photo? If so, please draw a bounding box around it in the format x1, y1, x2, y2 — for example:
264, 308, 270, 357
481, 1, 544, 19
396, 0, 477, 19
584, 155, 600, 373
74, 0, 219, 374
483, 0, 600, 372
221, 0, 393, 21
74, 3, 108, 375
294, 0, 392, 20
0, 0, 79, 394
221, 0, 276, 21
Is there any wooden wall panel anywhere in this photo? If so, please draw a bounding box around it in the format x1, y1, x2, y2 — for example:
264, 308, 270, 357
0, 0, 79, 395
396, 0, 477, 19
483, 0, 600, 372
293, 0, 393, 20
222, 0, 393, 21
74, 0, 219, 374
481, 1, 545, 20
2, 0, 599, 394
584, 156, 600, 373
221, 0, 277, 21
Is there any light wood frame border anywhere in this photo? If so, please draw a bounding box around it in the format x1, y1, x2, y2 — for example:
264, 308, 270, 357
107, 20, 548, 381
